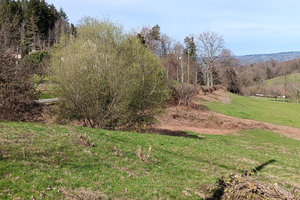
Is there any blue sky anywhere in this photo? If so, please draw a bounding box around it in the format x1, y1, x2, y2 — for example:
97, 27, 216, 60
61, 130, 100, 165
46, 0, 300, 55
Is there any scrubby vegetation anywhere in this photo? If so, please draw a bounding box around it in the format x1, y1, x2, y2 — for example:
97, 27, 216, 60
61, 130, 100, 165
51, 18, 169, 130
0, 54, 40, 121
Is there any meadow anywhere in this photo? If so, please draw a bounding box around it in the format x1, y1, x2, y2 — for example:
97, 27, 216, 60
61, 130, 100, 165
0, 122, 299, 199
206, 92, 300, 128
265, 73, 300, 86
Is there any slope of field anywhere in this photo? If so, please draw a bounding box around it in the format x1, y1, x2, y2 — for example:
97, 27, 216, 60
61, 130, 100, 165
265, 73, 300, 86
205, 92, 300, 128
0, 122, 299, 199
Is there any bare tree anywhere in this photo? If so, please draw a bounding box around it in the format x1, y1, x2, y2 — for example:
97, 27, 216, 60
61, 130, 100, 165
197, 31, 224, 87
172, 42, 184, 82
160, 33, 172, 56
217, 49, 238, 68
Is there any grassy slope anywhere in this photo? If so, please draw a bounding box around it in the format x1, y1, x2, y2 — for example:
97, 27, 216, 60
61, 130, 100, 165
265, 73, 300, 86
0, 122, 299, 199
206, 93, 300, 128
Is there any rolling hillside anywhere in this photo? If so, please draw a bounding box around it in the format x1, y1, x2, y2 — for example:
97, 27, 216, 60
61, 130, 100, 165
205, 92, 300, 128
1, 90, 300, 199
0, 122, 299, 199
236, 51, 300, 65
265, 73, 300, 86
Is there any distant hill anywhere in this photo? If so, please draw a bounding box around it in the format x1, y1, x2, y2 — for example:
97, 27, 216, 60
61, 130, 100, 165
236, 51, 300, 65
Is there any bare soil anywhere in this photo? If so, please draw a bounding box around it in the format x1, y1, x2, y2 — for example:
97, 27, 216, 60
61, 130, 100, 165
155, 90, 300, 140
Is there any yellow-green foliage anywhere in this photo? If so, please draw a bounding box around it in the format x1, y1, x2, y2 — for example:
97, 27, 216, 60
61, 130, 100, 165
51, 17, 169, 129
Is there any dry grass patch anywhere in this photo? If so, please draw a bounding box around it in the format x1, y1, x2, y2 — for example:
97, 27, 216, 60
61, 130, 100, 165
59, 188, 107, 200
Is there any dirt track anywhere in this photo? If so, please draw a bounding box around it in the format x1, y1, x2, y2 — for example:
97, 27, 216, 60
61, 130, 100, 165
155, 91, 300, 140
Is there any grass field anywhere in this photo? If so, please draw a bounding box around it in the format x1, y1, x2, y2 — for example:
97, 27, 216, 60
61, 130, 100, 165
38, 93, 56, 100
265, 73, 300, 86
0, 122, 299, 199
205, 92, 300, 128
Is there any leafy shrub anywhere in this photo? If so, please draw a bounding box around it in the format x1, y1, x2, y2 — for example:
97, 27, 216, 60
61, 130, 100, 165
51, 18, 169, 130
22, 51, 50, 77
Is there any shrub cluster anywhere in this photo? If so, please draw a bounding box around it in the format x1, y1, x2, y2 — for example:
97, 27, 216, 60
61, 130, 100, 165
0, 54, 40, 121
51, 18, 169, 130
174, 83, 199, 106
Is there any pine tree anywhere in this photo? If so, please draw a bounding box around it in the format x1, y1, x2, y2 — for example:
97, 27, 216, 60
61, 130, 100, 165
0, 0, 71, 53
212, 66, 221, 85
184, 36, 197, 60
224, 67, 240, 93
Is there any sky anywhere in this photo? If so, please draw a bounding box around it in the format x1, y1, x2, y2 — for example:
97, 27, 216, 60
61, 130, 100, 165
46, 0, 300, 56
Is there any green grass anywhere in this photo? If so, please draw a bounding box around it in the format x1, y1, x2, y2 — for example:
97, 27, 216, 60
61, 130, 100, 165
39, 93, 56, 100
32, 75, 57, 100
265, 73, 300, 86
205, 93, 300, 128
0, 122, 299, 199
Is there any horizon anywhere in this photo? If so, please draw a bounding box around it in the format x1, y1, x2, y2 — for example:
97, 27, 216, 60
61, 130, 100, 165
236, 50, 300, 57
46, 0, 300, 56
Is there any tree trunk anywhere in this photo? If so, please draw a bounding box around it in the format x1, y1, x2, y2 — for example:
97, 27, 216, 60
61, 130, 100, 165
206, 70, 209, 87
194, 65, 197, 85
177, 57, 179, 81
181, 59, 184, 83
210, 71, 213, 87
187, 51, 190, 84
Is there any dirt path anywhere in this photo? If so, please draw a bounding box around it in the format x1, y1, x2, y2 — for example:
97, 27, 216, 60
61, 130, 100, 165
155, 92, 300, 140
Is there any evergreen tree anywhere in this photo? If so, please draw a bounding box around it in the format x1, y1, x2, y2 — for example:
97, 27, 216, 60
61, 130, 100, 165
212, 66, 221, 85
266, 67, 273, 79
184, 36, 197, 60
149, 24, 160, 40
224, 67, 240, 93
0, 0, 71, 53
0, 0, 23, 51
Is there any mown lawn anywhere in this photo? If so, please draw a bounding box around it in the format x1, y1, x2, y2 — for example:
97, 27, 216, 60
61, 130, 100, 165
0, 122, 299, 199
205, 93, 300, 128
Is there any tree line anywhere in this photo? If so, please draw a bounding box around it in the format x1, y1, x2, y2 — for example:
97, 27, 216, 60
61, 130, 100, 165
3, 0, 299, 130
237, 58, 300, 101
0, 0, 241, 129
0, 0, 75, 54
135, 25, 240, 93
0, 0, 241, 94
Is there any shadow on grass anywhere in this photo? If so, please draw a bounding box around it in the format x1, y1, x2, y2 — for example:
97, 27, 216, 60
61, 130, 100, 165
250, 159, 276, 174
147, 128, 203, 139
206, 159, 277, 200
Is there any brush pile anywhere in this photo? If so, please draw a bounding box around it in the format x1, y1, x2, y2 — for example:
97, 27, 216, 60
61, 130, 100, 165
218, 174, 297, 200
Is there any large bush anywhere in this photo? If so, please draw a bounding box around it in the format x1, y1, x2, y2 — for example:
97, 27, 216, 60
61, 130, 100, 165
51, 18, 169, 130
0, 54, 40, 121
23, 51, 50, 76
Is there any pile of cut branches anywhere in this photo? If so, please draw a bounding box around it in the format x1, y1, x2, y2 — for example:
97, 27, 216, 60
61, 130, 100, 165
214, 174, 297, 200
